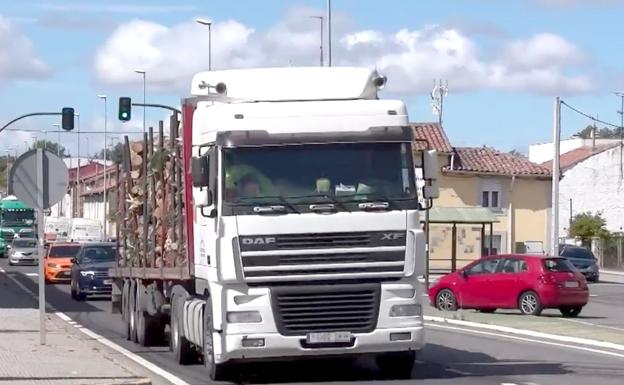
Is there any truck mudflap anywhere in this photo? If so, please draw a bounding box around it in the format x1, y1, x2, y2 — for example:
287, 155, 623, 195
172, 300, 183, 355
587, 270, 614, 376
111, 279, 123, 314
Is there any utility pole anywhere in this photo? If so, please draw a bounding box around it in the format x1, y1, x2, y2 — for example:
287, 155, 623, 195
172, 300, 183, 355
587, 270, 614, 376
615, 92, 624, 180
552, 97, 561, 257
310, 16, 324, 66
326, 0, 332, 66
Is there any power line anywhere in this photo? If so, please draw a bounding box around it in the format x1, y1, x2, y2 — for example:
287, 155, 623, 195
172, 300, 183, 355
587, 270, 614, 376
560, 100, 622, 129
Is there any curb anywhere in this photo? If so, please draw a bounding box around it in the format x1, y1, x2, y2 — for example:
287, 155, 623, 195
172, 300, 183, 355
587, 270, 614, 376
424, 315, 624, 352
102, 379, 152, 385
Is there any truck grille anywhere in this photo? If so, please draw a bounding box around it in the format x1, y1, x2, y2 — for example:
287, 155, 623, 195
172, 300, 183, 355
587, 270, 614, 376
238, 231, 407, 282
272, 284, 380, 336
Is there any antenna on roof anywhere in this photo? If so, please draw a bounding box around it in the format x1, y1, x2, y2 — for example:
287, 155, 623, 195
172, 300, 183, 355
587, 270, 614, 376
431, 79, 448, 126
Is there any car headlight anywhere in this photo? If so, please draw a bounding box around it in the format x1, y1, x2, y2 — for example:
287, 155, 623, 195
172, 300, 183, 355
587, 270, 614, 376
47, 263, 60, 269
80, 271, 95, 278
390, 304, 422, 317
226, 311, 262, 323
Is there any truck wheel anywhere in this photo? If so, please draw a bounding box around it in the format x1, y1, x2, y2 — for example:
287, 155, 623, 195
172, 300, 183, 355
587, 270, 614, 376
129, 284, 138, 343
204, 297, 231, 381
122, 280, 131, 340
376, 351, 416, 379
170, 294, 196, 365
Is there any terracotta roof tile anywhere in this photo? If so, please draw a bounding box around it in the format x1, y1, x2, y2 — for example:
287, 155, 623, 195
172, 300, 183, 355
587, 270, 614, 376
448, 147, 551, 177
541, 144, 619, 172
412, 122, 453, 153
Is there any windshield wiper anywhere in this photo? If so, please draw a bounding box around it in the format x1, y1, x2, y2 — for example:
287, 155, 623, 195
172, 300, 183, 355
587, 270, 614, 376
233, 195, 300, 214
280, 193, 351, 213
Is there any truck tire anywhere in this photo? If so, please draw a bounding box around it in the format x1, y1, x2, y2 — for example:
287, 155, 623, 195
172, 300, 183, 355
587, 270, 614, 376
129, 283, 138, 343
170, 293, 196, 365
376, 351, 416, 379
203, 297, 231, 381
122, 280, 131, 340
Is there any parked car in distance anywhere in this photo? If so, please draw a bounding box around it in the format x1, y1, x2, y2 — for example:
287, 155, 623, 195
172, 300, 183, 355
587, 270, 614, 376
559, 244, 599, 282
8, 238, 39, 266
44, 242, 81, 284
428, 254, 589, 317
70, 242, 115, 301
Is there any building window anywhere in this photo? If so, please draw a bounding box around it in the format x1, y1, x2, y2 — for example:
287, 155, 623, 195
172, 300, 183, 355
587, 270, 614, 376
482, 190, 500, 209
483, 234, 502, 256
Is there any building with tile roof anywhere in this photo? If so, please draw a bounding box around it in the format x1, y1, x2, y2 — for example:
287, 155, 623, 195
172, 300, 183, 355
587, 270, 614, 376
413, 123, 552, 273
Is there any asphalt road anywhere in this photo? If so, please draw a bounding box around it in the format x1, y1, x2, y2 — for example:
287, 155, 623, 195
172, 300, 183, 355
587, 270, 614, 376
2, 259, 624, 385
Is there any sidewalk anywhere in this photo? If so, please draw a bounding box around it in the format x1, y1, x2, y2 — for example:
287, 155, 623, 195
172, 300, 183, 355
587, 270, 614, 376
600, 269, 624, 284
0, 272, 158, 385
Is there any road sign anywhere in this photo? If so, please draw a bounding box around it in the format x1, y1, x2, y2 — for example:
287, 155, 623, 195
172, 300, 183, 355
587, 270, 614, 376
8, 148, 69, 346
9, 149, 68, 210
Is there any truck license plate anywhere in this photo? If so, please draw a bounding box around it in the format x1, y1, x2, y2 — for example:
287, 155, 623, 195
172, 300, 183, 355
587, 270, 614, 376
306, 332, 352, 344
564, 281, 579, 288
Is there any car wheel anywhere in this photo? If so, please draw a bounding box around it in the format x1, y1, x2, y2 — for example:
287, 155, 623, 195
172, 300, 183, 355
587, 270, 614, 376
376, 351, 416, 379
478, 308, 496, 313
560, 306, 582, 318
519, 291, 542, 316
435, 289, 458, 311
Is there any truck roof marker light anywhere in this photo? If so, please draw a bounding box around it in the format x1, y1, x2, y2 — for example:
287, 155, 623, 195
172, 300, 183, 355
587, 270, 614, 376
234, 114, 244, 119
215, 82, 227, 94
387, 110, 397, 115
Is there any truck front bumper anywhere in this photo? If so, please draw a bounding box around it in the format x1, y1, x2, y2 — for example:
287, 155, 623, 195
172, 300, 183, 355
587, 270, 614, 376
220, 326, 424, 362
213, 281, 425, 364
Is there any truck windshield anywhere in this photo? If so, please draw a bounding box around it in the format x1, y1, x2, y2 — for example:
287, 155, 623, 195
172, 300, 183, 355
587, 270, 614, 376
223, 142, 415, 207
1, 210, 35, 225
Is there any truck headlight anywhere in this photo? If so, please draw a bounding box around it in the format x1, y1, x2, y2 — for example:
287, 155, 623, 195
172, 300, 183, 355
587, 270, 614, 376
80, 271, 95, 278
390, 304, 422, 317
226, 311, 262, 323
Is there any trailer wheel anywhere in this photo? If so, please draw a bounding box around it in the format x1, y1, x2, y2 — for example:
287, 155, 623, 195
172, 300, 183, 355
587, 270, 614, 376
170, 293, 196, 365
122, 280, 131, 340
129, 282, 138, 343
204, 297, 231, 381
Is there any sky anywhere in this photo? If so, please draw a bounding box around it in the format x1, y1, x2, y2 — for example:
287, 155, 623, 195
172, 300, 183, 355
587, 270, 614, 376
2, 0, 624, 158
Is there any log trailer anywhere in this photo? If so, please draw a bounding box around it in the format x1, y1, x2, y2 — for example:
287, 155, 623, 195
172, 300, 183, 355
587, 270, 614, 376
110, 66, 439, 380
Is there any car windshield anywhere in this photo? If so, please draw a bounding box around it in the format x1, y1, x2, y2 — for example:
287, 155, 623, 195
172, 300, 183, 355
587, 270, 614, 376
49, 246, 80, 258
81, 246, 116, 263
560, 246, 594, 260
543, 258, 575, 272
13, 239, 37, 248
223, 142, 415, 206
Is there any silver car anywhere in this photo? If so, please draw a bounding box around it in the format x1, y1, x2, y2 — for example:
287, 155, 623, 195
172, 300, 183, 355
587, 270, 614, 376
8, 238, 39, 266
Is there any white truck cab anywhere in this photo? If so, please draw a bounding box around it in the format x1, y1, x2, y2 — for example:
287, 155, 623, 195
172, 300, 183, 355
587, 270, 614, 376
179, 66, 439, 378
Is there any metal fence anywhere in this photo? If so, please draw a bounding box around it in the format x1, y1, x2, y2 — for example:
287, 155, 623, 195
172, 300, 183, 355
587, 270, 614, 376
602, 236, 624, 271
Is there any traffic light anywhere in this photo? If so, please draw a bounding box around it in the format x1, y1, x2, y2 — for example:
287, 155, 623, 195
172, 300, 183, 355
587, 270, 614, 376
61, 107, 74, 131
119, 97, 132, 122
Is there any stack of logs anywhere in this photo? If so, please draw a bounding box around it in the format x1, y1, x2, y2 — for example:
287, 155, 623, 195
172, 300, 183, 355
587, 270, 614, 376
115, 119, 187, 269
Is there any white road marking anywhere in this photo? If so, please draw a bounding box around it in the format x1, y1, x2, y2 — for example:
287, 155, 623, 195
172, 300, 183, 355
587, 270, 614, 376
25, 273, 38, 277
59, 313, 191, 385
589, 294, 598, 297
427, 323, 624, 359
424, 315, 624, 352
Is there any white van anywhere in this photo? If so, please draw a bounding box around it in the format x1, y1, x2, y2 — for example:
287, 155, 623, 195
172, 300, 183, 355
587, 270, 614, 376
44, 217, 72, 243
69, 218, 103, 242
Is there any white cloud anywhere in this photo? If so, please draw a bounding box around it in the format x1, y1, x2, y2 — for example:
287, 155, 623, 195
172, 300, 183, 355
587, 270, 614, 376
0, 16, 50, 85
93, 7, 593, 95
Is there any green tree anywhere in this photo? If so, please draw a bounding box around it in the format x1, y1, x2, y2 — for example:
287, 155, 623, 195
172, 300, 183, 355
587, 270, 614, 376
569, 212, 610, 243
93, 142, 124, 164
32, 140, 69, 157
576, 125, 623, 139
509, 149, 525, 158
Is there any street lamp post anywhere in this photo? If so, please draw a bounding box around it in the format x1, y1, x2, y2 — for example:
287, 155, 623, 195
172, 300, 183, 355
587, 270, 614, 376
135, 69, 146, 135
4, 149, 13, 195
196, 18, 213, 71
75, 112, 81, 217
52, 123, 61, 156
310, 16, 324, 66
98, 94, 108, 240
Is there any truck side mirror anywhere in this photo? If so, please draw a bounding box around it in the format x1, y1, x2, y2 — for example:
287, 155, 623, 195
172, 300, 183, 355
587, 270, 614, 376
191, 156, 210, 187
422, 150, 439, 199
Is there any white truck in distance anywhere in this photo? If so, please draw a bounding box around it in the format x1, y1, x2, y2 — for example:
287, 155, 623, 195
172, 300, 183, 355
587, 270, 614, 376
111, 66, 439, 380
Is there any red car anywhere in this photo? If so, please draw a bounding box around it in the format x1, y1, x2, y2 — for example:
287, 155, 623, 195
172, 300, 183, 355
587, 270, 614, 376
428, 254, 589, 317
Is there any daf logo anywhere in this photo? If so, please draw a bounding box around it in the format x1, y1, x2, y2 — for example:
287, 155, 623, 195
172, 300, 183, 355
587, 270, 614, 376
381, 232, 404, 240
241, 237, 276, 245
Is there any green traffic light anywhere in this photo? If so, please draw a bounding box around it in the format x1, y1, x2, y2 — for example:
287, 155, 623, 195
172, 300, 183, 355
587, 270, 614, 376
122, 112, 128, 118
